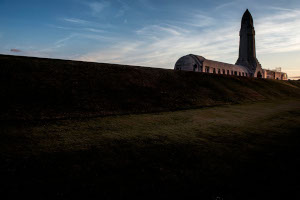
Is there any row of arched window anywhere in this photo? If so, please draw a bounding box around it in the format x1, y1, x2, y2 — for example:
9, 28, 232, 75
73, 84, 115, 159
205, 66, 248, 77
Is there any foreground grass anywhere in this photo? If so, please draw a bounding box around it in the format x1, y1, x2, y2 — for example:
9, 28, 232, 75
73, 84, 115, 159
1, 99, 300, 199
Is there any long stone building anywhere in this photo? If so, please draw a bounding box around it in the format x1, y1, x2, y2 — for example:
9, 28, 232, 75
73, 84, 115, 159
174, 9, 288, 80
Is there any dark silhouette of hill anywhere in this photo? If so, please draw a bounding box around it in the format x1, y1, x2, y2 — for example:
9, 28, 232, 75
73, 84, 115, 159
1, 54, 299, 120
1, 54, 300, 200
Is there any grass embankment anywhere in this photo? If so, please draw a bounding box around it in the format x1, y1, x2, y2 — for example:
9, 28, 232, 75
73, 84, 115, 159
1, 99, 300, 199
1, 54, 300, 120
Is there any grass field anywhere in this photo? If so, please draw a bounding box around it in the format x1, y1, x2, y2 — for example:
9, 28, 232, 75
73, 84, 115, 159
1, 99, 300, 199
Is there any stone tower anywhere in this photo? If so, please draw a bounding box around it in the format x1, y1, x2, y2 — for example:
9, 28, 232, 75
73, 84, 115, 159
236, 9, 263, 77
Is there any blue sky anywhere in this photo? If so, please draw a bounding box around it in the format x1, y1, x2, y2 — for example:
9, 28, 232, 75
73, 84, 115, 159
0, 0, 300, 78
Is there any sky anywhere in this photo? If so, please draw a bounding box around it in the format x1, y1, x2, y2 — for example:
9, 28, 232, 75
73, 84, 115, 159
0, 0, 300, 78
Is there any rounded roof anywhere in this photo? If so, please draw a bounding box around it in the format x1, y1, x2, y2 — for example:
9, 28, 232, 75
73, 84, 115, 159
189, 54, 206, 62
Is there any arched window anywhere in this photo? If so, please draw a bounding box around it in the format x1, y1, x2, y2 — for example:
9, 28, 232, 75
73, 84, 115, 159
227, 70, 229, 75
193, 64, 197, 72
257, 71, 262, 78
222, 69, 225, 74
199, 66, 203, 72
213, 68, 216, 74
205, 66, 210, 73
218, 69, 221, 74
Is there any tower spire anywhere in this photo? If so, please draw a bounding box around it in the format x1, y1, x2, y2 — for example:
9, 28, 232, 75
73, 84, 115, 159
236, 9, 262, 77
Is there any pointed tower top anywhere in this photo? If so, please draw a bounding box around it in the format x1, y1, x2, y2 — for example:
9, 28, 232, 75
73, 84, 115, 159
242, 9, 253, 26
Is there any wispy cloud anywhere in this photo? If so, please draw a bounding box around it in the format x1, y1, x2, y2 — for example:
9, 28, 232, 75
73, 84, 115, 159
84, 28, 104, 33
79, 18, 239, 68
136, 24, 186, 37
78, 7, 300, 72
87, 1, 110, 15
13, 32, 113, 60
168, 14, 216, 29
77, 33, 113, 42
115, 0, 130, 18
44, 33, 113, 52
267, 6, 299, 12
54, 34, 76, 48
215, 1, 237, 10
63, 18, 89, 24
49, 24, 105, 34
137, 0, 156, 10
61, 17, 115, 30
256, 8, 300, 54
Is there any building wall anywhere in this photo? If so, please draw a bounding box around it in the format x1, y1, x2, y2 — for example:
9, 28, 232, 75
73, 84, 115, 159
175, 54, 288, 80
175, 54, 250, 77
203, 59, 249, 76
263, 69, 288, 80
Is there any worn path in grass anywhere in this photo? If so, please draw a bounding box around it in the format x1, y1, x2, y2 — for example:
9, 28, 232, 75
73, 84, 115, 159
1, 99, 300, 199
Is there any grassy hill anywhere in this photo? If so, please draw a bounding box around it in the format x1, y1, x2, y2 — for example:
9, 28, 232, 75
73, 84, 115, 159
1, 54, 300, 199
1, 54, 300, 120
1, 99, 300, 199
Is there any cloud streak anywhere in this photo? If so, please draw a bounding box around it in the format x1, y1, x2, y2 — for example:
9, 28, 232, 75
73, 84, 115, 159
79, 22, 239, 68
87, 1, 110, 15
63, 18, 89, 24
78, 7, 300, 73
215, 1, 237, 10
256, 8, 300, 54
115, 0, 130, 18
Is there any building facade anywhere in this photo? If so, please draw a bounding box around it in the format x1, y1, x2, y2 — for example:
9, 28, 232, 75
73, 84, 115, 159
174, 9, 288, 80
264, 68, 288, 80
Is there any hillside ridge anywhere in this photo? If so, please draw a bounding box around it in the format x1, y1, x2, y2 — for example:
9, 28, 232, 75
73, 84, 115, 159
0, 54, 299, 120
